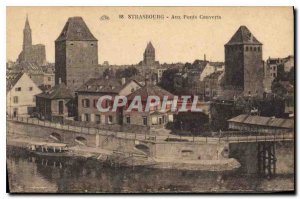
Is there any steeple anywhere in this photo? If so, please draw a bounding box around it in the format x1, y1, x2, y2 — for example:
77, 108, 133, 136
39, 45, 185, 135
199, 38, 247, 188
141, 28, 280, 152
23, 14, 32, 50
143, 41, 155, 66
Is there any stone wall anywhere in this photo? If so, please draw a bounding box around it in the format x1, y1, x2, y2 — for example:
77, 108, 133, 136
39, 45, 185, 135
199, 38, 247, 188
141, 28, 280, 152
7, 120, 227, 161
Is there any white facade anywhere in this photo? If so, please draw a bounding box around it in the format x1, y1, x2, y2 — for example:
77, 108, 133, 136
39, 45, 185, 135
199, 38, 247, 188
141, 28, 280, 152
7, 73, 42, 117
200, 63, 224, 81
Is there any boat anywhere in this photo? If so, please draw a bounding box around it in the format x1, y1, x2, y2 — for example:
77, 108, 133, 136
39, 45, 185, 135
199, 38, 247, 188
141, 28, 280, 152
28, 141, 69, 157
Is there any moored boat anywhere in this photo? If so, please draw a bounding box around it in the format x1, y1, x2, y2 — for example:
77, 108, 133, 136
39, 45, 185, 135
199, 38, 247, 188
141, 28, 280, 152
28, 142, 69, 157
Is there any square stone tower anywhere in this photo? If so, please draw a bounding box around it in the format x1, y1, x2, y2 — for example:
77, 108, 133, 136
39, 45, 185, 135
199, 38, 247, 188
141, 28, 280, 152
55, 16, 98, 92
224, 26, 264, 96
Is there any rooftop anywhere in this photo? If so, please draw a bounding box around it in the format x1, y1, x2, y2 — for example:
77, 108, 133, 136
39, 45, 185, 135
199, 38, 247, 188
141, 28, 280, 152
127, 83, 174, 101
36, 83, 73, 99
226, 26, 262, 45
228, 114, 294, 129
56, 16, 97, 42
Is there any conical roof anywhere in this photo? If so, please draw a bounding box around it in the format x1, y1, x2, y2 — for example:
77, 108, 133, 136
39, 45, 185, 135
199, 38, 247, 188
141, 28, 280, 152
56, 16, 97, 42
226, 26, 262, 45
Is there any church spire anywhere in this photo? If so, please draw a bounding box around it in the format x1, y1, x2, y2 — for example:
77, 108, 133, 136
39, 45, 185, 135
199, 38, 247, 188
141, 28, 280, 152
23, 14, 32, 50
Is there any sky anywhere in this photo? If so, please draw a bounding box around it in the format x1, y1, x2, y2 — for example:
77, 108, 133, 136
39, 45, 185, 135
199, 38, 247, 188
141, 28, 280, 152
7, 7, 294, 65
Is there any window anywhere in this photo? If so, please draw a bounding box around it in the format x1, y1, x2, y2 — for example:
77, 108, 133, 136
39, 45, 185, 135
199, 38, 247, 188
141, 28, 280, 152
15, 87, 21, 92
93, 99, 98, 108
108, 115, 113, 124
48, 77, 51, 81
91, 43, 94, 46
257, 47, 261, 52
143, 117, 148, 126
95, 114, 101, 124
245, 46, 248, 51
13, 96, 18, 103
29, 87, 33, 91
82, 99, 90, 108
58, 100, 64, 114
85, 114, 90, 122
126, 116, 131, 124
253, 47, 256, 51
249, 47, 252, 51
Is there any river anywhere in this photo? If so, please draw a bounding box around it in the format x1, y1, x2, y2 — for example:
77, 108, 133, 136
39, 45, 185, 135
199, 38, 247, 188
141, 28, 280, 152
7, 143, 294, 193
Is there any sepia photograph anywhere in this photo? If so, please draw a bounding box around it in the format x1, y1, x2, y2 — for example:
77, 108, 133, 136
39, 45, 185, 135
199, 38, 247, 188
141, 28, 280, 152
6, 6, 295, 193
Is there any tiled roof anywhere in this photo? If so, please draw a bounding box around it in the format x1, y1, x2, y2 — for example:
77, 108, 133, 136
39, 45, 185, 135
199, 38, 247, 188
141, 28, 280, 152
6, 72, 23, 92
226, 26, 262, 45
56, 17, 97, 41
228, 114, 294, 129
36, 83, 73, 99
76, 77, 139, 94
127, 83, 174, 101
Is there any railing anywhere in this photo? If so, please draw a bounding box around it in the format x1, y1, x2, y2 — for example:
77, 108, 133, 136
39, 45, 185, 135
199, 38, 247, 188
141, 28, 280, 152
7, 116, 294, 144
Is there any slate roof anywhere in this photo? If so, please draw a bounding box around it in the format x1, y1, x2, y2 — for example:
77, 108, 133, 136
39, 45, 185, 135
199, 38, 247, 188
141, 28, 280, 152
228, 114, 294, 129
127, 84, 174, 101
56, 17, 97, 42
226, 26, 262, 45
36, 83, 73, 99
76, 77, 141, 94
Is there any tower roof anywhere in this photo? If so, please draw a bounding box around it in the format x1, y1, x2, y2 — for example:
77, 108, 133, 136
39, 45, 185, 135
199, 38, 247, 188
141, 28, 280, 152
56, 16, 97, 42
24, 14, 31, 30
226, 26, 262, 45
145, 41, 155, 51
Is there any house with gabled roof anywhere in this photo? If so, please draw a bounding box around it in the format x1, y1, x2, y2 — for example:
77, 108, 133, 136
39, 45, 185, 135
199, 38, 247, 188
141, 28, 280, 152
35, 82, 73, 122
7, 72, 42, 117
76, 77, 142, 125
124, 80, 175, 131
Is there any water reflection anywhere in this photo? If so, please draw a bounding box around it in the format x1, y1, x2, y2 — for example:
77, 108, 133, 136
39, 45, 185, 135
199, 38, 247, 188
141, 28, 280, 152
7, 146, 294, 193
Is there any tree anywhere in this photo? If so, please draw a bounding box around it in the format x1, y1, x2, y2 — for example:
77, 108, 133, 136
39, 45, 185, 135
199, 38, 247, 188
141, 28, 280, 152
271, 79, 287, 99
158, 68, 179, 93
115, 67, 139, 79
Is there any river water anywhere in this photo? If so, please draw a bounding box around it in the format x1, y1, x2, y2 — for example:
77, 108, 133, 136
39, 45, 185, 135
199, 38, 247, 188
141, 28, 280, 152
7, 143, 294, 193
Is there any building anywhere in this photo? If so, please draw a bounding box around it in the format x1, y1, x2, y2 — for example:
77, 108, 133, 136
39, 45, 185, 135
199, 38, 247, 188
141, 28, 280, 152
200, 62, 224, 81
7, 62, 55, 91
76, 77, 142, 124
143, 42, 156, 66
224, 26, 264, 96
55, 16, 99, 92
228, 114, 294, 134
203, 71, 224, 100
17, 16, 46, 66
125, 81, 174, 131
7, 73, 42, 117
35, 83, 74, 122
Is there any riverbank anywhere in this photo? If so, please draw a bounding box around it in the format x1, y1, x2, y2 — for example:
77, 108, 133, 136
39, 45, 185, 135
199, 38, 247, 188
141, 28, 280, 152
7, 134, 241, 171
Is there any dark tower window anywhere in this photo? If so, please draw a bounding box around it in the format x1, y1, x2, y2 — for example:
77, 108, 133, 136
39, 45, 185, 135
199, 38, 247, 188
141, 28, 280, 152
245, 46, 248, 51
91, 43, 94, 46
257, 47, 261, 51
249, 46, 252, 51
254, 47, 256, 51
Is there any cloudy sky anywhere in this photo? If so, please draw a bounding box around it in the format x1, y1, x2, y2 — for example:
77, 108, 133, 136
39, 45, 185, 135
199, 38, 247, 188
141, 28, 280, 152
7, 7, 293, 65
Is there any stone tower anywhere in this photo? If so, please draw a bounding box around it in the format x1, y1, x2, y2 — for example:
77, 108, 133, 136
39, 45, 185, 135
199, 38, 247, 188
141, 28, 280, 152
23, 15, 32, 50
224, 25, 264, 96
143, 42, 155, 66
55, 16, 98, 92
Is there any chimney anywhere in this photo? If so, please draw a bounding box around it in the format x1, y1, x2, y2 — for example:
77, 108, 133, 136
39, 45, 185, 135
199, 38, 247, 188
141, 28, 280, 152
58, 78, 62, 84
121, 77, 126, 85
